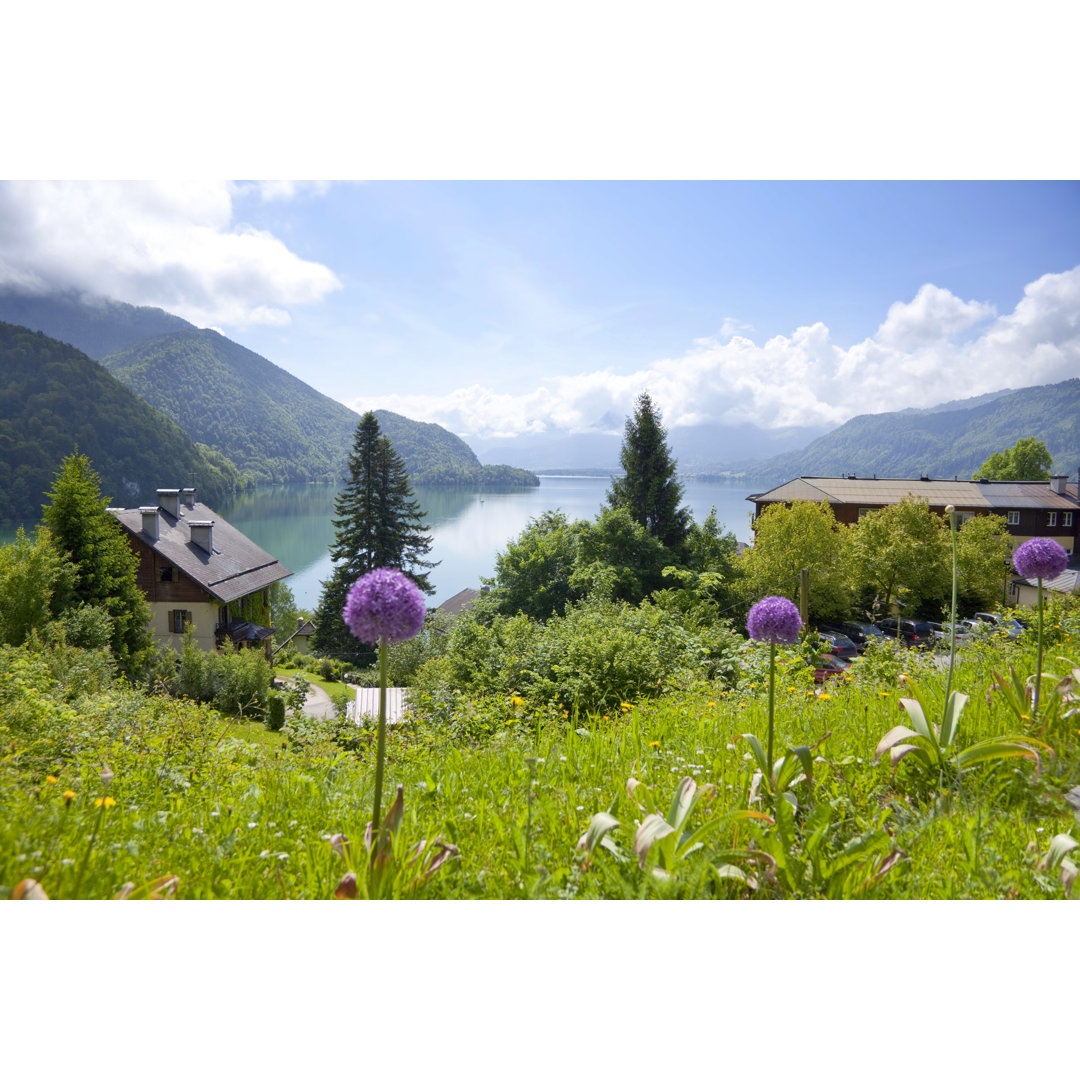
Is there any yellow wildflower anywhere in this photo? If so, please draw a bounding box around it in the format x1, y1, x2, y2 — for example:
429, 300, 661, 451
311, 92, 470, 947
63, 790, 76, 804
620, 702, 633, 712
95, 796, 117, 809
649, 740, 661, 748
818, 693, 832, 701
45, 776, 58, 784
510, 695, 524, 707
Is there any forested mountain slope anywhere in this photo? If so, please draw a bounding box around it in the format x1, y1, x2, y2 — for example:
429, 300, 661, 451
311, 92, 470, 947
0, 322, 241, 523
742, 379, 1080, 485
0, 289, 535, 488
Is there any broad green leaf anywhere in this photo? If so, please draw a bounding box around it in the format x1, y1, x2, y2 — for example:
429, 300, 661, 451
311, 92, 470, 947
939, 691, 968, 748
578, 811, 620, 855
899, 697, 936, 745
633, 813, 675, 869
890, 743, 933, 772
875, 725, 921, 761
735, 733, 770, 776
955, 740, 1043, 771
1037, 833, 1078, 871
666, 776, 698, 831
714, 863, 757, 890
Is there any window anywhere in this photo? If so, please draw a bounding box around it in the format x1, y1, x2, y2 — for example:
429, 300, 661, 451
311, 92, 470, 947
1065, 512, 1074, 527
160, 566, 174, 582
1006, 510, 1020, 525
958, 511, 975, 524
170, 610, 192, 634
1048, 512, 1058, 527
857, 507, 873, 519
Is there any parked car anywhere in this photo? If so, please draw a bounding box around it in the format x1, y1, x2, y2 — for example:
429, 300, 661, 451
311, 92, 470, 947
812, 654, 851, 683
970, 612, 1024, 638
821, 621, 886, 652
815, 629, 859, 661
878, 617, 936, 647
928, 621, 973, 648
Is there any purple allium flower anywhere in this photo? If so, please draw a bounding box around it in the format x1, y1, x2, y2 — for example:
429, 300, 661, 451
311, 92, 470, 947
343, 568, 426, 644
1013, 537, 1068, 581
747, 596, 803, 645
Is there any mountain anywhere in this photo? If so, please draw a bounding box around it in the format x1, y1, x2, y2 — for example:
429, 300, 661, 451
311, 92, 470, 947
0, 321, 242, 524
0, 289, 537, 489
469, 421, 829, 473
741, 380, 1080, 486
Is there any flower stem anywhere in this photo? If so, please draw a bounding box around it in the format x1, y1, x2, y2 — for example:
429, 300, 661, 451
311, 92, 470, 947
944, 508, 958, 722
371, 635, 389, 833
767, 642, 776, 776
1034, 579, 1044, 721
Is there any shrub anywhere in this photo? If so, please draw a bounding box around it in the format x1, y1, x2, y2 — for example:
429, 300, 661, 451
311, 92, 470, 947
266, 690, 287, 732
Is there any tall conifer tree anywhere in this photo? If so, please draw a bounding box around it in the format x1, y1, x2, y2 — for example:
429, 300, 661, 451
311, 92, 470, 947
606, 391, 690, 551
41, 452, 152, 668
312, 413, 436, 660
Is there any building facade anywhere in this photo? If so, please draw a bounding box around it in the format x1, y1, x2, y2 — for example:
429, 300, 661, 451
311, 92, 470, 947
109, 487, 292, 655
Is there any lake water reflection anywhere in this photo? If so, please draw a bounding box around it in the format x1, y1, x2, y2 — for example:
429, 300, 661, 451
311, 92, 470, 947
217, 476, 758, 610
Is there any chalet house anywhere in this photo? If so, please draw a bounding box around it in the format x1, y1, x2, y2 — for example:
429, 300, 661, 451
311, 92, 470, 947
748, 473, 1080, 556
108, 487, 292, 656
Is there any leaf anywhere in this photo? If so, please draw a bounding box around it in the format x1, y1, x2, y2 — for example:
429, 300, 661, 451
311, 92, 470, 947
939, 691, 969, 749
383, 784, 405, 836
889, 743, 932, 773
633, 813, 675, 869
899, 697, 936, 744
735, 733, 769, 776
714, 863, 757, 890
12, 879, 48, 900
626, 777, 650, 810
955, 740, 1043, 772
1037, 833, 1079, 871
578, 812, 620, 855
666, 776, 698, 831
333, 872, 358, 899
875, 725, 921, 761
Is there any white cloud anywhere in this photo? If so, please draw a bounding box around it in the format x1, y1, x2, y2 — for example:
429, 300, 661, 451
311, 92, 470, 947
876, 283, 995, 347
353, 268, 1080, 438
0, 181, 341, 327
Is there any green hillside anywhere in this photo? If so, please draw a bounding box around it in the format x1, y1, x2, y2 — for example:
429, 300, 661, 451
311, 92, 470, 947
0, 322, 242, 524
744, 379, 1080, 485
101, 329, 537, 487
0, 289, 192, 359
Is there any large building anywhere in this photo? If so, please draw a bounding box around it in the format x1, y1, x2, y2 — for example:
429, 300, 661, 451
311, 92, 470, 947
748, 473, 1080, 555
109, 487, 292, 655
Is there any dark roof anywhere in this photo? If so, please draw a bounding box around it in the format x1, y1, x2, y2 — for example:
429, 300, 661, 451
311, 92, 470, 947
1014, 555, 1080, 596
222, 618, 273, 643
437, 587, 481, 617
110, 499, 291, 604
749, 476, 1080, 511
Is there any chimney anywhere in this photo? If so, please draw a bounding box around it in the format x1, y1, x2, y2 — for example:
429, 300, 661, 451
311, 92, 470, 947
189, 520, 214, 554
182, 487, 197, 509
157, 488, 181, 518
139, 506, 159, 540
1050, 474, 1066, 495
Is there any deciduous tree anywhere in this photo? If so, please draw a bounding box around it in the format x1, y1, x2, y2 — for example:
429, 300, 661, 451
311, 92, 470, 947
973, 437, 1053, 481
742, 500, 850, 623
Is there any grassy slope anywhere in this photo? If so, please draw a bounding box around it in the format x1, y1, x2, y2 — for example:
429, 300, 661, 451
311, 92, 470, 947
2, 616, 1077, 900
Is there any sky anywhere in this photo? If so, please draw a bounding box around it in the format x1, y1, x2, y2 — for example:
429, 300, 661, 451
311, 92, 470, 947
2, 180, 1078, 444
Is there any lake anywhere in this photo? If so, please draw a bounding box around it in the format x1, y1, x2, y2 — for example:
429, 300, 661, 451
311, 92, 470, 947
214, 476, 759, 610
2, 476, 758, 611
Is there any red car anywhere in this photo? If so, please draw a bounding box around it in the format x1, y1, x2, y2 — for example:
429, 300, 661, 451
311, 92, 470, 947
813, 654, 851, 683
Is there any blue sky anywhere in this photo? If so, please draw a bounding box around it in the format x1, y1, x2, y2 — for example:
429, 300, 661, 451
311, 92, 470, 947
2, 180, 1078, 441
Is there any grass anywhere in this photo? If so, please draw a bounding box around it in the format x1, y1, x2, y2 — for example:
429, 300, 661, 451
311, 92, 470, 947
2, 623, 1078, 900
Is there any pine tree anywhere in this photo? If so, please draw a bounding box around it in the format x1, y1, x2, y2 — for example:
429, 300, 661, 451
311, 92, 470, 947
40, 452, 152, 669
606, 392, 690, 550
312, 413, 436, 660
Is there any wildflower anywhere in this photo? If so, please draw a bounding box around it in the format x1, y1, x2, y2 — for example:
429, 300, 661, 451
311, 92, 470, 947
510, 695, 524, 707
1013, 537, 1068, 581
343, 567, 426, 645
94, 796, 116, 808
45, 776, 58, 784
621, 702, 633, 712
818, 693, 832, 701
63, 790, 76, 805
649, 740, 661, 748
746, 596, 802, 645
746, 596, 801, 774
